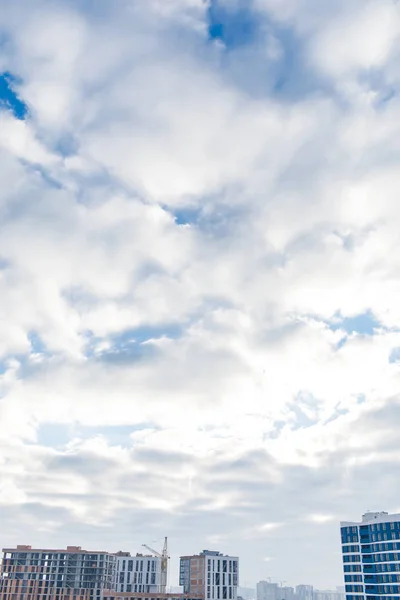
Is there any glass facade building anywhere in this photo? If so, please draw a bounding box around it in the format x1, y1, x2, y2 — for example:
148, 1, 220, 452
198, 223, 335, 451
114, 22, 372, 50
341, 512, 400, 600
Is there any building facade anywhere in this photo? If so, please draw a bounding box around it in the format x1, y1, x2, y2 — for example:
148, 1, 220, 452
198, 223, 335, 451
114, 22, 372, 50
257, 583, 279, 600
313, 591, 344, 600
296, 587, 314, 600
0, 546, 118, 600
115, 554, 162, 594
180, 551, 239, 600
280, 588, 295, 600
341, 511, 400, 600
256, 583, 297, 600
102, 593, 202, 600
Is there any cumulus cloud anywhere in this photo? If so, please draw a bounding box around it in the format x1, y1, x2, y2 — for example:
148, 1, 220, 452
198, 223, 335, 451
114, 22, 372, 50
0, 0, 400, 591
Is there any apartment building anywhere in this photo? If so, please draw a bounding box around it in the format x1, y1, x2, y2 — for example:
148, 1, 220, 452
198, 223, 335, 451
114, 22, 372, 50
313, 591, 344, 600
256, 583, 296, 600
102, 593, 202, 600
115, 553, 162, 594
341, 511, 400, 600
257, 582, 279, 600
0, 545, 118, 600
180, 551, 239, 600
296, 587, 314, 600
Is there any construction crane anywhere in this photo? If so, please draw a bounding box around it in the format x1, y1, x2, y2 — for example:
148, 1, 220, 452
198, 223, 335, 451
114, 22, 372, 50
142, 537, 169, 594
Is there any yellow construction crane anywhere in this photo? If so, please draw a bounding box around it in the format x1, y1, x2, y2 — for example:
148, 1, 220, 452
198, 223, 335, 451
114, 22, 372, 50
142, 537, 169, 594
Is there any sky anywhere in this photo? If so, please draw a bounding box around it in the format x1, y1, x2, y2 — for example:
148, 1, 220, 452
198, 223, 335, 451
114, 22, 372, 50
0, 0, 400, 591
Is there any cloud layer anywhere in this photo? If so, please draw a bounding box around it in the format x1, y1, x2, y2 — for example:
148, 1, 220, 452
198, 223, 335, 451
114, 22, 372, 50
1, 0, 400, 589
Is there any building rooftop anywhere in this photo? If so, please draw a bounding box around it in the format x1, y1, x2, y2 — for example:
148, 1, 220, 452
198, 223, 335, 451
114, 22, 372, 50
180, 552, 238, 560
2, 546, 115, 555
341, 511, 400, 526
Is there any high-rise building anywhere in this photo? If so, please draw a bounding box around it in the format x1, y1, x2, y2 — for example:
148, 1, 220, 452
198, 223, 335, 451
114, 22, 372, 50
280, 588, 295, 600
115, 553, 162, 594
0, 545, 118, 600
257, 581, 279, 600
296, 586, 314, 600
179, 551, 239, 600
340, 511, 400, 600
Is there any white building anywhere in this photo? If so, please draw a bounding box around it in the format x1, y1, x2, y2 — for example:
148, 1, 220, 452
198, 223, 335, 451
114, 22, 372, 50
313, 591, 344, 600
296, 586, 314, 600
116, 553, 162, 594
257, 582, 296, 600
281, 588, 295, 600
180, 550, 239, 600
257, 582, 279, 600
340, 511, 400, 600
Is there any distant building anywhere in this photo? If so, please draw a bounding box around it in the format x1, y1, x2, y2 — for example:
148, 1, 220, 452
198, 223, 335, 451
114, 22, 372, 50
313, 591, 344, 600
115, 553, 162, 594
340, 511, 400, 600
179, 551, 239, 600
237, 587, 256, 600
102, 594, 202, 600
257, 582, 279, 600
0, 545, 117, 600
280, 588, 295, 600
296, 586, 314, 600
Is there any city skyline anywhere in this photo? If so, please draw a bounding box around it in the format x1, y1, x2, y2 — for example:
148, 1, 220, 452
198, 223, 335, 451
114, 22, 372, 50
0, 542, 347, 594
0, 536, 349, 592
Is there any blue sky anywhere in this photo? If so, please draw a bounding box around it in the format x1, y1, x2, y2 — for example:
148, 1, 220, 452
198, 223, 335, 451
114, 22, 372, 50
208, 1, 259, 47
1, 0, 400, 591
0, 73, 27, 119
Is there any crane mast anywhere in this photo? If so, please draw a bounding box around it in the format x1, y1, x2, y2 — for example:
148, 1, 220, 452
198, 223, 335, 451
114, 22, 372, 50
142, 537, 169, 594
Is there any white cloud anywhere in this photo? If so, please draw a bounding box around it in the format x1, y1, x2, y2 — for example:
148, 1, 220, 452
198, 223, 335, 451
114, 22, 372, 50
310, 1, 400, 78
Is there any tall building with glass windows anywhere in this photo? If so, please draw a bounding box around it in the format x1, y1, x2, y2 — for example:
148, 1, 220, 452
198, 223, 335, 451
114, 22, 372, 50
180, 551, 239, 600
340, 511, 400, 600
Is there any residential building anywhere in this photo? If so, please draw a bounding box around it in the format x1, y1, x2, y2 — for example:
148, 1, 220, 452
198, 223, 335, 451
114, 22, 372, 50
340, 511, 400, 600
115, 553, 162, 594
179, 551, 239, 600
313, 591, 344, 600
280, 588, 295, 600
0, 545, 118, 600
296, 586, 314, 600
256, 583, 295, 600
257, 582, 279, 600
102, 593, 202, 600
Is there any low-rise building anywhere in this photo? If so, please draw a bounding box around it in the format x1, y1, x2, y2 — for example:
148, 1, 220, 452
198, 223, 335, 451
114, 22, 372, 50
115, 553, 162, 594
0, 545, 118, 600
